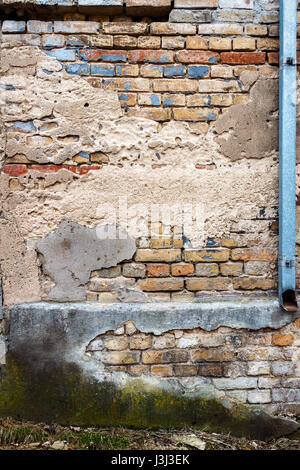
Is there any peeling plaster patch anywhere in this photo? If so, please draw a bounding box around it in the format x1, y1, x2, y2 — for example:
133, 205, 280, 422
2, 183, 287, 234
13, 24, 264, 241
214, 80, 278, 160
36, 220, 136, 301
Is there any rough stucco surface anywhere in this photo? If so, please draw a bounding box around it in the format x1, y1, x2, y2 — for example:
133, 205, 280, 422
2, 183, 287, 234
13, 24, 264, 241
0, 46, 282, 304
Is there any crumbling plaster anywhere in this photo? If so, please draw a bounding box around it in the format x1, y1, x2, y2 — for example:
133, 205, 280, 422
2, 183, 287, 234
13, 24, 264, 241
0, 45, 296, 305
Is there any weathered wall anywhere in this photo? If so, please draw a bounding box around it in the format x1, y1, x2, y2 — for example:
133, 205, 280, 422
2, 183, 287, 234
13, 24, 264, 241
0, 0, 300, 431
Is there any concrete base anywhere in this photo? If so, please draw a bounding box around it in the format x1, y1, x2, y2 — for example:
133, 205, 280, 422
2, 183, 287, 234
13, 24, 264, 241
0, 297, 299, 440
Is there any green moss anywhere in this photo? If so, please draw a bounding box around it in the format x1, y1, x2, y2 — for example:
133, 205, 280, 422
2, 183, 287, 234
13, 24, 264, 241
0, 355, 296, 441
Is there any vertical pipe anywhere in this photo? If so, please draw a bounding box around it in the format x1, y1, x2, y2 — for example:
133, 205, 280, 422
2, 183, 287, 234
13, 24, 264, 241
279, 0, 298, 311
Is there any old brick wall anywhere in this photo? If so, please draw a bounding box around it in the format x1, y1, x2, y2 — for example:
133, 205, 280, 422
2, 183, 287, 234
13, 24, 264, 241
1, 0, 300, 419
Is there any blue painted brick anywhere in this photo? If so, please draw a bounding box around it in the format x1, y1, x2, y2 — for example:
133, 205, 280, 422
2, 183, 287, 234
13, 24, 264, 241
150, 94, 161, 106
46, 49, 76, 61
2, 21, 26, 33
188, 66, 209, 79
164, 65, 186, 78
27, 21, 53, 33
63, 63, 90, 75
90, 64, 115, 76
42, 34, 65, 48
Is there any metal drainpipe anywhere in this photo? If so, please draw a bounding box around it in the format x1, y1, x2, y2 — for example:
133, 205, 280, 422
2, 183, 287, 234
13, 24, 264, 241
279, 0, 298, 311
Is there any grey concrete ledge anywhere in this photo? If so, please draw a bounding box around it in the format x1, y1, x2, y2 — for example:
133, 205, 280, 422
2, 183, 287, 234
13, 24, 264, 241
7, 295, 300, 334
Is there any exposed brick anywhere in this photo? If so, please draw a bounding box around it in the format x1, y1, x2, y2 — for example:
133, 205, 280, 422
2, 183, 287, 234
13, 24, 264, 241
128, 365, 150, 376
214, 9, 255, 23
54, 21, 100, 34
153, 79, 198, 92
169, 9, 211, 24
27, 21, 53, 34
147, 264, 170, 277
79, 49, 127, 62
185, 249, 229, 263
153, 334, 176, 349
151, 365, 173, 377
272, 334, 294, 347
122, 263, 146, 278
209, 37, 232, 51
220, 263, 243, 276
138, 36, 161, 49
171, 264, 194, 276
128, 50, 174, 63
198, 79, 240, 92
219, 0, 254, 8
187, 65, 209, 78
149, 237, 172, 248
2, 33, 41, 48
103, 22, 148, 35
198, 24, 243, 35
127, 107, 171, 121
248, 390, 271, 404
103, 78, 150, 92
103, 351, 140, 365
195, 263, 218, 277
186, 277, 231, 291
245, 24, 268, 36
2, 165, 28, 177
163, 94, 186, 106
233, 37, 256, 51
186, 36, 208, 50
115, 64, 139, 76
174, 0, 218, 6
151, 22, 196, 36
221, 52, 266, 65
90, 63, 115, 76
177, 50, 219, 64
247, 362, 271, 376
114, 35, 138, 49
268, 52, 278, 64
213, 377, 257, 390
142, 349, 189, 364
198, 363, 223, 376
210, 65, 233, 78
105, 336, 129, 350
140, 64, 163, 77
194, 349, 234, 362
174, 365, 198, 376
173, 107, 219, 121
138, 278, 184, 292
89, 35, 114, 48
232, 248, 275, 261
233, 278, 275, 290
130, 335, 152, 350
162, 36, 186, 50
42, 34, 65, 48
2, 21, 25, 33
257, 38, 279, 51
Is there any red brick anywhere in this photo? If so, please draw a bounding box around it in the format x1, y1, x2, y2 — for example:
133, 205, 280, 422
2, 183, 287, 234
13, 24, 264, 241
2, 164, 28, 176
128, 49, 174, 63
177, 50, 220, 64
221, 52, 266, 65
147, 264, 170, 277
79, 165, 102, 175
268, 52, 278, 64
30, 165, 77, 173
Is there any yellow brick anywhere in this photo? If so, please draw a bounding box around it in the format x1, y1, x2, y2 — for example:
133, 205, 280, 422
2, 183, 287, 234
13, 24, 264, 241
231, 248, 275, 261
209, 37, 232, 51
127, 107, 171, 121
149, 237, 172, 248
257, 38, 279, 51
136, 249, 181, 262
163, 94, 186, 107
118, 92, 137, 106
187, 94, 232, 107
130, 335, 152, 350
220, 263, 243, 276
115, 64, 139, 76
244, 24, 268, 36
150, 22, 196, 36
211, 65, 233, 78
103, 22, 148, 35
195, 263, 218, 277
138, 93, 162, 106
221, 238, 238, 248
186, 277, 232, 291
185, 249, 229, 262
142, 349, 189, 364
198, 80, 240, 93
103, 351, 140, 365
105, 336, 129, 350
233, 278, 275, 290
102, 78, 150, 92
232, 94, 249, 105
113, 35, 138, 49
153, 79, 198, 93
194, 349, 234, 362
173, 107, 219, 121
186, 36, 208, 50
137, 36, 161, 49
151, 365, 173, 377
233, 38, 256, 51
140, 64, 163, 78
272, 333, 294, 347
138, 278, 184, 292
